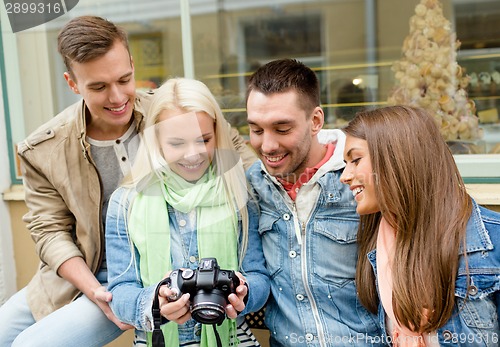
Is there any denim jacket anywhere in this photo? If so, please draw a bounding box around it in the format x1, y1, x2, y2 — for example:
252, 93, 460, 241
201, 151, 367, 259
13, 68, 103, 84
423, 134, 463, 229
105, 186, 270, 344
246, 130, 384, 347
367, 200, 500, 346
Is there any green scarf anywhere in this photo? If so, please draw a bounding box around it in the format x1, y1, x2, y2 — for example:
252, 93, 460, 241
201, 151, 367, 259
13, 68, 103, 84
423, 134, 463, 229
128, 168, 239, 347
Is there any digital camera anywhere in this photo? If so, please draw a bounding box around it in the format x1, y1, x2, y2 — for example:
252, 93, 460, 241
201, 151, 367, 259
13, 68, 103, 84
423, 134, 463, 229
167, 257, 239, 324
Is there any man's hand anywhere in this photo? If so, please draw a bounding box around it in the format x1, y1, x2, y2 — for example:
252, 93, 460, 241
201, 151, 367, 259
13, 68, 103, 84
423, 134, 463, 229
94, 286, 134, 331
58, 257, 133, 330
226, 272, 247, 319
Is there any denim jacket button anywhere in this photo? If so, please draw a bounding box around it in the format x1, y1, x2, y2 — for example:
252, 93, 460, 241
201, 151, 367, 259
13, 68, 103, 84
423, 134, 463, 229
296, 294, 304, 301
305, 333, 314, 342
468, 285, 478, 296
189, 256, 197, 263
179, 219, 187, 227
283, 213, 290, 221
442, 330, 452, 341
289, 251, 297, 258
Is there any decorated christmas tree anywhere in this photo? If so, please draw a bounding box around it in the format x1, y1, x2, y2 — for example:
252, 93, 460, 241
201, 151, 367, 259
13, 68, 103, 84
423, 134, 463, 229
388, 0, 482, 141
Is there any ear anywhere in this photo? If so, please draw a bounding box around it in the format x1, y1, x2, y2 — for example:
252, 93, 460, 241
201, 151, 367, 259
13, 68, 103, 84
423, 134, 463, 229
310, 106, 324, 136
64, 72, 80, 95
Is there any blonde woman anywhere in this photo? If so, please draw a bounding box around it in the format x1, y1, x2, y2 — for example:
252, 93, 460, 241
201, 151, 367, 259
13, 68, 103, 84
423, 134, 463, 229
105, 78, 269, 346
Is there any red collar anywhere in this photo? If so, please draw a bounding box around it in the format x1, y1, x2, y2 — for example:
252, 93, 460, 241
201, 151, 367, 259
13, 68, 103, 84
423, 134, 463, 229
277, 143, 335, 200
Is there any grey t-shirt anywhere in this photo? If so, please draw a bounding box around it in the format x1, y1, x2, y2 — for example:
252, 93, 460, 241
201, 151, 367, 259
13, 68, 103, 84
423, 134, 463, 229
87, 122, 139, 269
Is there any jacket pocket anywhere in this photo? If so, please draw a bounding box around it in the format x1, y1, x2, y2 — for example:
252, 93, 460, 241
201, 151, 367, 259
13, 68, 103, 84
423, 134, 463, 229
455, 274, 499, 330
258, 211, 282, 278
311, 218, 359, 286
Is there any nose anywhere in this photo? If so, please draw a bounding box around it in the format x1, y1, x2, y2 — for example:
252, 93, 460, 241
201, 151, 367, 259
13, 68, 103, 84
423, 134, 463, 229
108, 84, 122, 104
340, 166, 353, 185
184, 143, 204, 162
260, 132, 279, 154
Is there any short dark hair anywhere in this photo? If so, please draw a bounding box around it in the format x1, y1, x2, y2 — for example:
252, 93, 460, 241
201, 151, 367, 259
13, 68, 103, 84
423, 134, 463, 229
246, 58, 320, 113
57, 15, 130, 75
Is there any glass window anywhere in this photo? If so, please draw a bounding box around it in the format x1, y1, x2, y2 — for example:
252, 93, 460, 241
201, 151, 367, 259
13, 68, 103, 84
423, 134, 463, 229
1, 0, 499, 183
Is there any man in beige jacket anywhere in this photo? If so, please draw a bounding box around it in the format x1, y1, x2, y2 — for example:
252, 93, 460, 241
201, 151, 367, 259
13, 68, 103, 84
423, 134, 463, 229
0, 16, 255, 347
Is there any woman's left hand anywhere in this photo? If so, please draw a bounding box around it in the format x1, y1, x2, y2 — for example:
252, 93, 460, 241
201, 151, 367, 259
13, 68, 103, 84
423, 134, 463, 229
225, 272, 247, 319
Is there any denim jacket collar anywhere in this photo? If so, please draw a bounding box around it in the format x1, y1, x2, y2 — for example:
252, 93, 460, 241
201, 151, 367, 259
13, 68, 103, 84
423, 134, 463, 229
462, 199, 494, 254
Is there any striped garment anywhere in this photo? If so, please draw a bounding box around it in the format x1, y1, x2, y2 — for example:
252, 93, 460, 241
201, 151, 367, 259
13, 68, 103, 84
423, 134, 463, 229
133, 321, 261, 347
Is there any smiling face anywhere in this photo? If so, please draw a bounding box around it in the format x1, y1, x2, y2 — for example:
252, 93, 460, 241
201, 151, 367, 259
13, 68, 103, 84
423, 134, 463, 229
340, 135, 380, 215
246, 90, 324, 183
157, 110, 216, 182
64, 40, 136, 140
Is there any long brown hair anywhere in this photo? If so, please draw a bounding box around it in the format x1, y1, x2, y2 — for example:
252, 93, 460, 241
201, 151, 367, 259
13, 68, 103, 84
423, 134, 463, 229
344, 105, 472, 332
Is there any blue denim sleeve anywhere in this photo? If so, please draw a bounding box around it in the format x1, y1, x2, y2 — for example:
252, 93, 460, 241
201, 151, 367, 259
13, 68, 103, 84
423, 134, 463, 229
239, 199, 270, 316
105, 187, 156, 331
496, 289, 500, 324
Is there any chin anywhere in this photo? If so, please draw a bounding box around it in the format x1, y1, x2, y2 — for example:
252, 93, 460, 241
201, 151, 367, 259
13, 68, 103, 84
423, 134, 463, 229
356, 205, 380, 216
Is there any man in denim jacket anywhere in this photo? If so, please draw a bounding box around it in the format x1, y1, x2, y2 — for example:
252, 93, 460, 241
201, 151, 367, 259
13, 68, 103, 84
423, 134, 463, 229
245, 58, 385, 346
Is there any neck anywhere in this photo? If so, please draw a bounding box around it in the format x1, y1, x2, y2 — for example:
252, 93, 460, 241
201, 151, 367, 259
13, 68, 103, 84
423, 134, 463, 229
86, 115, 133, 141
280, 139, 326, 184
307, 138, 327, 167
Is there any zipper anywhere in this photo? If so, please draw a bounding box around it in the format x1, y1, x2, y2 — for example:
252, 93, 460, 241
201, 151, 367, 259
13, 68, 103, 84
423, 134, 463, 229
295, 200, 327, 346
292, 204, 303, 245
88, 152, 105, 276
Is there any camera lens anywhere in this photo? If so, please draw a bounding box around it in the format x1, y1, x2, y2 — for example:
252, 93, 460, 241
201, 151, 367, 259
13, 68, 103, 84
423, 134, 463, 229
191, 290, 227, 324
192, 306, 225, 323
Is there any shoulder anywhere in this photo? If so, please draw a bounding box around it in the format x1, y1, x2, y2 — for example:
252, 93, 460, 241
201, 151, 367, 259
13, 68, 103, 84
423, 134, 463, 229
132, 89, 156, 131
468, 202, 500, 243
478, 205, 500, 226
461, 201, 500, 266
246, 161, 270, 191
135, 89, 155, 112
17, 101, 82, 156
246, 160, 264, 179
477, 205, 500, 249
110, 186, 137, 206
107, 186, 138, 220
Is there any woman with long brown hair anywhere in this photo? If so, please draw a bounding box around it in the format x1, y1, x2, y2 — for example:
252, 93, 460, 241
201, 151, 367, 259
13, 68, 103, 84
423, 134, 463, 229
340, 105, 499, 346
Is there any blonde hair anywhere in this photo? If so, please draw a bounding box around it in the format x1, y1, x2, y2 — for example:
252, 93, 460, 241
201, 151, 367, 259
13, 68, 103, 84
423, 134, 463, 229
123, 77, 250, 262
344, 105, 472, 332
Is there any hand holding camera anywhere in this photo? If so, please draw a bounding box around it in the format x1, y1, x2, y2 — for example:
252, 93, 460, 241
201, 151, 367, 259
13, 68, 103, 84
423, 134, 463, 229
156, 258, 247, 325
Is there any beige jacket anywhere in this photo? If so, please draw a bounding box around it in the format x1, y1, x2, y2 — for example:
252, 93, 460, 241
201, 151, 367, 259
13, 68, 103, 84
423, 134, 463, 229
18, 90, 256, 320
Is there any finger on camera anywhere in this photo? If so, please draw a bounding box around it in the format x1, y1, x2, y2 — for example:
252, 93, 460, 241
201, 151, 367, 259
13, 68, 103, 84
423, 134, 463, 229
225, 304, 239, 319
227, 293, 245, 312
235, 283, 248, 297
235, 272, 247, 285
161, 295, 190, 319
159, 286, 181, 301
